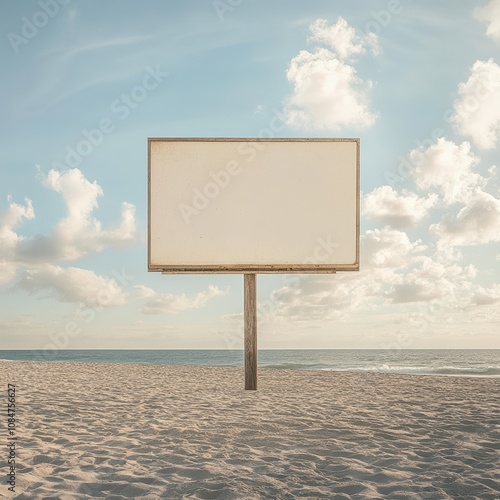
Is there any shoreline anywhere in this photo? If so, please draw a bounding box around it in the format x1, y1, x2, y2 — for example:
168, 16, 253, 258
1, 358, 499, 378
1, 362, 499, 499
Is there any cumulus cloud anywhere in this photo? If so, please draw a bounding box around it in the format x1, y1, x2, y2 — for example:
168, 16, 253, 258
0, 197, 35, 283
269, 227, 427, 321
283, 18, 378, 131
308, 17, 380, 60
267, 222, 490, 326
430, 188, 500, 246
451, 59, 500, 150
474, 0, 500, 42
471, 283, 500, 305
16, 264, 126, 306
388, 256, 476, 304
405, 137, 500, 247
270, 274, 368, 322
133, 285, 156, 298
409, 138, 483, 205
17, 168, 136, 262
363, 186, 437, 228
142, 285, 227, 314
362, 227, 426, 269
1, 167, 136, 312
0, 197, 35, 251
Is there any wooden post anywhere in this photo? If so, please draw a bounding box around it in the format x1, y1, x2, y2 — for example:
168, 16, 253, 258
244, 273, 257, 390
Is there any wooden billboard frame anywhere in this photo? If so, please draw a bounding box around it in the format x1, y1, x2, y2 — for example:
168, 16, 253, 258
148, 138, 360, 274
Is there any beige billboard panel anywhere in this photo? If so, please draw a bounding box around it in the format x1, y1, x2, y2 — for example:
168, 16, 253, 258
148, 138, 359, 273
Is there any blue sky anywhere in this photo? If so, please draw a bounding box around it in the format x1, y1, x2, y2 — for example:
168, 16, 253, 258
1, 0, 499, 351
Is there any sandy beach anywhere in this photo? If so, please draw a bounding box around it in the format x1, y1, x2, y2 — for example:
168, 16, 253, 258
1, 362, 499, 499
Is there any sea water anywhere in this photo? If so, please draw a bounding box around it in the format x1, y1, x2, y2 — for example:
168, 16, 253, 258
1, 349, 499, 377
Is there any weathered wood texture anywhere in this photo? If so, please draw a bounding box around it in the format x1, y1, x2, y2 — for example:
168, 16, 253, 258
244, 273, 257, 390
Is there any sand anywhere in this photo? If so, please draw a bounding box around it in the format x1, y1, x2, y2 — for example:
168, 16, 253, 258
0, 362, 499, 499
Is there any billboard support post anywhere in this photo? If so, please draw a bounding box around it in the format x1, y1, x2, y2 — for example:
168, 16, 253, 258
244, 273, 257, 390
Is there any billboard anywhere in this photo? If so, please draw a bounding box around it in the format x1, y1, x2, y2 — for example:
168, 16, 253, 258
148, 138, 359, 273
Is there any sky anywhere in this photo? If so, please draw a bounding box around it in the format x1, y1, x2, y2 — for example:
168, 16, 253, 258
1, 0, 499, 351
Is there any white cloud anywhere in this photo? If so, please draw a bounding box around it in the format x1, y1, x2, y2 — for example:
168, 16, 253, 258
0, 197, 35, 284
471, 283, 500, 305
430, 188, 500, 246
0, 168, 136, 297
142, 285, 227, 314
267, 223, 491, 327
18, 168, 136, 262
308, 17, 379, 60
407, 137, 500, 247
270, 274, 367, 321
284, 48, 377, 130
133, 285, 156, 298
44, 167, 102, 219
269, 227, 427, 322
362, 227, 426, 269
283, 18, 378, 131
0, 196, 34, 251
409, 138, 483, 205
16, 265, 126, 306
388, 256, 476, 304
474, 0, 500, 42
363, 186, 437, 228
451, 59, 500, 150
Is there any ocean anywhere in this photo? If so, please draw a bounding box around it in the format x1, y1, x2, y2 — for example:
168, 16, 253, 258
1, 349, 499, 377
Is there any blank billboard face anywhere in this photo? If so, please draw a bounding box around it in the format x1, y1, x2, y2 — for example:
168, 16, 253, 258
148, 138, 359, 273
